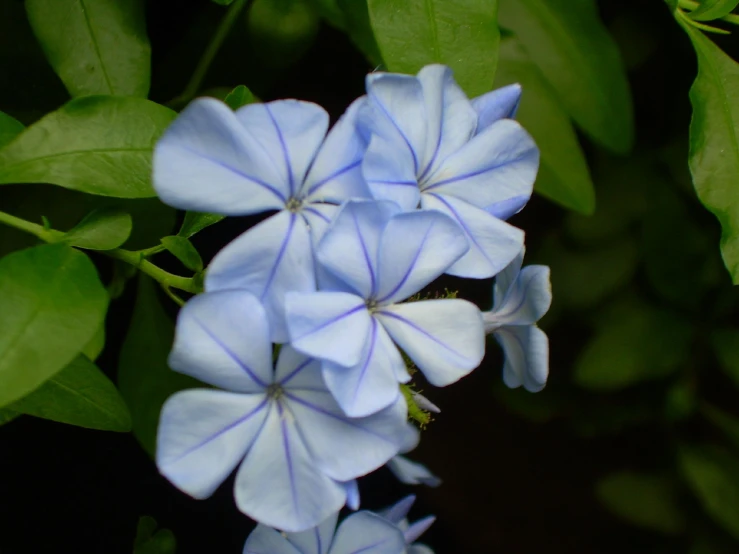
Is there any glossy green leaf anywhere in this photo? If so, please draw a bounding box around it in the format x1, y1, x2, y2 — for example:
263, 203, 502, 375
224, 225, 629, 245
160, 236, 203, 272
574, 301, 693, 390
0, 244, 108, 407
680, 445, 739, 540
82, 324, 106, 361
0, 408, 19, 426
9, 355, 131, 432
498, 0, 633, 153
177, 211, 225, 238
0, 111, 24, 149
712, 328, 739, 388
680, 23, 739, 284
689, 0, 739, 21
368, 0, 500, 97
223, 85, 256, 110
596, 471, 684, 534
61, 208, 132, 250
118, 276, 199, 456
0, 96, 176, 198
495, 39, 594, 214
25, 0, 150, 98
134, 516, 177, 554
338, 0, 383, 67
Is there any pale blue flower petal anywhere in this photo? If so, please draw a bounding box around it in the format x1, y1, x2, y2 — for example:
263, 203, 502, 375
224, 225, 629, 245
403, 516, 435, 545
275, 345, 324, 391
243, 526, 302, 554
408, 545, 435, 554
485, 265, 552, 330
421, 119, 538, 218
362, 133, 422, 209
235, 403, 347, 532
286, 390, 408, 480
205, 211, 315, 343
286, 291, 372, 368
303, 98, 372, 203
343, 480, 360, 510
316, 200, 402, 298
375, 210, 469, 305
321, 319, 404, 417
330, 512, 406, 554
376, 299, 485, 386
153, 98, 287, 215
420, 193, 524, 278
415, 65, 478, 181
471, 83, 522, 131
491, 248, 524, 307
301, 204, 348, 292
411, 392, 440, 414
168, 291, 273, 392
235, 100, 329, 197
379, 495, 416, 525
284, 512, 338, 554
156, 389, 269, 499
387, 456, 441, 488
494, 325, 549, 392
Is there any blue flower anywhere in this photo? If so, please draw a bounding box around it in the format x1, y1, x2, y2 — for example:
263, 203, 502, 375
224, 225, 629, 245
483, 249, 552, 392
153, 98, 369, 342
387, 419, 441, 488
285, 200, 486, 417
357, 64, 539, 278
155, 291, 412, 532
243, 495, 435, 554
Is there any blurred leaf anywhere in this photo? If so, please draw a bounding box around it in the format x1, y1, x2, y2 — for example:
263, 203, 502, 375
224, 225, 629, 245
0, 408, 19, 426
177, 211, 225, 238
689, 0, 739, 21
337, 0, 383, 67
0, 244, 108, 407
160, 236, 203, 272
134, 516, 176, 554
665, 379, 698, 421
308, 0, 347, 29
212, 0, 235, 4
680, 445, 739, 541
596, 471, 684, 534
712, 328, 739, 389
368, 0, 500, 97
82, 324, 106, 361
702, 404, 739, 451
0, 111, 24, 149
223, 85, 256, 110
498, 0, 633, 153
118, 276, 199, 456
9, 355, 131, 432
680, 22, 739, 284
495, 38, 594, 214
25, 0, 150, 97
574, 301, 693, 390
61, 208, 133, 251
0, 96, 176, 198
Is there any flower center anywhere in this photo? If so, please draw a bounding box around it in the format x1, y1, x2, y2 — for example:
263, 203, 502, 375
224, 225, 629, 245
366, 298, 378, 313
267, 383, 284, 400
285, 196, 303, 213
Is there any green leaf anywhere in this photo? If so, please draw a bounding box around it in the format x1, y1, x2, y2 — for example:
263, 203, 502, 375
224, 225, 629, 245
368, 0, 500, 97
0, 111, 24, 149
495, 38, 594, 214
8, 355, 131, 432
679, 23, 739, 284
337, 0, 383, 67
573, 301, 694, 390
680, 445, 739, 540
177, 211, 225, 238
712, 328, 739, 388
0, 96, 176, 198
160, 236, 203, 272
689, 0, 739, 21
25, 0, 150, 98
82, 323, 106, 361
61, 208, 132, 250
0, 244, 108, 407
223, 85, 256, 110
134, 516, 176, 554
0, 408, 19, 426
498, 0, 633, 153
308, 0, 347, 30
595, 471, 685, 534
118, 276, 199, 456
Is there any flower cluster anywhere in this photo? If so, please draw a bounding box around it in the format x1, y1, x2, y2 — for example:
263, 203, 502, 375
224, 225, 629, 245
152, 64, 552, 547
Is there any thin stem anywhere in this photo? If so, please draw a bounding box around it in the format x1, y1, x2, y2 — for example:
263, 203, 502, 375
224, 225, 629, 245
134, 244, 166, 258
677, 0, 739, 24
0, 210, 199, 294
167, 0, 251, 109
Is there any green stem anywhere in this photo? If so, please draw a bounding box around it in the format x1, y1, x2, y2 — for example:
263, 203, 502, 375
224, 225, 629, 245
167, 0, 251, 109
677, 0, 739, 24
0, 210, 199, 294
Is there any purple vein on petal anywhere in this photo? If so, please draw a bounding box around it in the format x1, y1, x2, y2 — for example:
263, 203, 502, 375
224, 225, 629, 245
278, 357, 315, 387
376, 310, 466, 358
314, 527, 322, 554
192, 318, 269, 388
261, 213, 296, 301
264, 104, 295, 196
426, 193, 492, 265
175, 144, 287, 205
351, 209, 376, 296
352, 319, 378, 404
376, 223, 435, 304
369, 90, 419, 174
304, 160, 362, 198
369, 179, 419, 187
293, 304, 367, 341
277, 402, 300, 516
301, 206, 332, 224
421, 152, 532, 193
165, 397, 269, 464
353, 539, 396, 553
